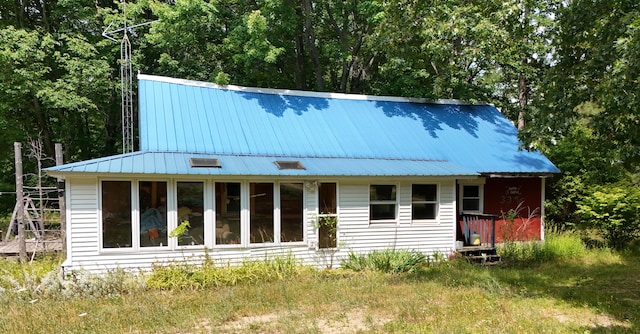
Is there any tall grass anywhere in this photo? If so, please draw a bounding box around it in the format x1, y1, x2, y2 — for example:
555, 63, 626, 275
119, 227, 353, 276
341, 249, 427, 273
146, 254, 305, 290
0, 246, 637, 333
499, 230, 587, 264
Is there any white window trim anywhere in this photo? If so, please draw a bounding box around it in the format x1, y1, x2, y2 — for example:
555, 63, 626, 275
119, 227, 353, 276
99, 179, 135, 253
316, 181, 339, 249
247, 181, 276, 246
369, 183, 399, 224
137, 179, 170, 250
97, 178, 312, 252
411, 183, 440, 223
278, 181, 306, 245
174, 179, 207, 250
458, 179, 485, 214
213, 180, 243, 248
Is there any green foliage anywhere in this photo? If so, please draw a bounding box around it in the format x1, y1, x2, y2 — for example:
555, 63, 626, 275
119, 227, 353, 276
169, 220, 190, 241
145, 254, 303, 290
577, 182, 640, 249
0, 0, 639, 236
499, 231, 587, 265
341, 249, 427, 274
0, 255, 62, 290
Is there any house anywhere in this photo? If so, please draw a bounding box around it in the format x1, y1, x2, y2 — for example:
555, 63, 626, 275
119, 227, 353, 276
46, 74, 559, 272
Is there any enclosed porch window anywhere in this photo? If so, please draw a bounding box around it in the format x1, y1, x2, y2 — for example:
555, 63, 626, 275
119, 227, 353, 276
101, 181, 132, 248
280, 183, 304, 242
177, 181, 204, 246
139, 181, 168, 247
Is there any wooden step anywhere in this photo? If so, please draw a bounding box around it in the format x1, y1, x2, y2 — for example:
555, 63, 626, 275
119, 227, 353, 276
465, 254, 501, 265
457, 246, 501, 265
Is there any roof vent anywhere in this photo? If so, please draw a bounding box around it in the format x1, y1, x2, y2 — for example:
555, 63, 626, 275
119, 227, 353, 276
190, 158, 222, 168
274, 160, 305, 170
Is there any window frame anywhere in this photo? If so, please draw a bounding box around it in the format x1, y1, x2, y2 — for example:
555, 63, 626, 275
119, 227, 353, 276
138, 180, 169, 249
369, 184, 399, 223
411, 183, 439, 222
278, 182, 305, 244
99, 179, 135, 252
248, 181, 276, 245
317, 182, 338, 249
174, 179, 206, 249
97, 178, 313, 251
213, 181, 243, 247
459, 180, 485, 214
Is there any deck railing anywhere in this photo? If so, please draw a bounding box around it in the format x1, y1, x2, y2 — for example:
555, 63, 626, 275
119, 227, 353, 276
461, 213, 497, 248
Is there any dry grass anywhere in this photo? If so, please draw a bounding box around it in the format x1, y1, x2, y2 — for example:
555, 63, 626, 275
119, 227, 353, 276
0, 249, 638, 333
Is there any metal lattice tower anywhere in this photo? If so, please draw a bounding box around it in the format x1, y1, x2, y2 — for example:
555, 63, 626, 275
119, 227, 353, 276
121, 31, 134, 153
102, 1, 157, 154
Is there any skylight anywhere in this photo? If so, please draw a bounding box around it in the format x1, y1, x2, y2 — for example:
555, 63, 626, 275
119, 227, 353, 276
274, 160, 305, 170
189, 158, 222, 168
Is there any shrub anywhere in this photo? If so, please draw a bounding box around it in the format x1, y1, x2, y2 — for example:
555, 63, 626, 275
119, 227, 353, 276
341, 249, 427, 274
0, 266, 144, 302
145, 254, 303, 290
499, 231, 587, 264
577, 182, 640, 249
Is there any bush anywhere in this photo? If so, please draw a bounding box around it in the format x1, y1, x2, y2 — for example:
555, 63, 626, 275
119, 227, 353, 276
577, 182, 640, 249
341, 249, 427, 274
145, 254, 304, 290
0, 266, 144, 302
499, 231, 587, 264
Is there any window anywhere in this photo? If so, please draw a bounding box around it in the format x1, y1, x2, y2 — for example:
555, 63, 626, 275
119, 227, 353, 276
101, 181, 132, 248
189, 158, 221, 168
215, 182, 241, 245
462, 185, 481, 212
412, 184, 438, 220
177, 182, 204, 246
139, 181, 168, 247
274, 161, 305, 170
280, 183, 303, 242
370, 185, 397, 221
318, 183, 337, 248
250, 183, 274, 243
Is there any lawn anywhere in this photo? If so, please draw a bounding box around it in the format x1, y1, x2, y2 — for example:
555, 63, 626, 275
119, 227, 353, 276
0, 247, 638, 333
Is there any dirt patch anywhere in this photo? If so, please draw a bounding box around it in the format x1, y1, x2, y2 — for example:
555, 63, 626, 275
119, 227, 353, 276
314, 309, 390, 333
205, 308, 391, 333
549, 310, 630, 329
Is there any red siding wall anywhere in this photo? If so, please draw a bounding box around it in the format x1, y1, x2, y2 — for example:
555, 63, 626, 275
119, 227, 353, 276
483, 177, 543, 242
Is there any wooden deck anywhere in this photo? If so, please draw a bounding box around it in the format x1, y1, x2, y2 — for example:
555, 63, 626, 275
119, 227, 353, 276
0, 237, 63, 257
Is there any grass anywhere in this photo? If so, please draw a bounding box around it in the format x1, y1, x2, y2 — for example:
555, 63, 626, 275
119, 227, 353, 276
0, 235, 638, 333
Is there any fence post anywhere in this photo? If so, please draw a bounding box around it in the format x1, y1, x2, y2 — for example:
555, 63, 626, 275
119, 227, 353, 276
15, 142, 27, 262
55, 143, 66, 256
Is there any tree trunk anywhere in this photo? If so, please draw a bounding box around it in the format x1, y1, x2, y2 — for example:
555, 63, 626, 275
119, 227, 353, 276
302, 0, 323, 91
517, 71, 527, 131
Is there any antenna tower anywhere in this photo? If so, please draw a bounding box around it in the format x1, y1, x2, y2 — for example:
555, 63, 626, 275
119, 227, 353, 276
121, 7, 134, 154
102, 1, 157, 154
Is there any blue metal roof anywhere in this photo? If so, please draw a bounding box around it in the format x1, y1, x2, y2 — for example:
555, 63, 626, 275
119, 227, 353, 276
48, 151, 476, 177
47, 74, 559, 176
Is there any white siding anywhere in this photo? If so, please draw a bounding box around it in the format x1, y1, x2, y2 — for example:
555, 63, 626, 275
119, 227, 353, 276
336, 179, 457, 258
63, 177, 459, 273
67, 178, 99, 260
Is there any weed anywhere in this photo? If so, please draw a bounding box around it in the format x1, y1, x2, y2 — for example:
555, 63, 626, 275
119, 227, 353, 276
341, 249, 427, 274
499, 230, 587, 265
0, 248, 637, 333
145, 254, 303, 290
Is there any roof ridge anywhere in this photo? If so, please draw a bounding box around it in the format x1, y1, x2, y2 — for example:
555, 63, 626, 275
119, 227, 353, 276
144, 151, 449, 162
137, 73, 489, 106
